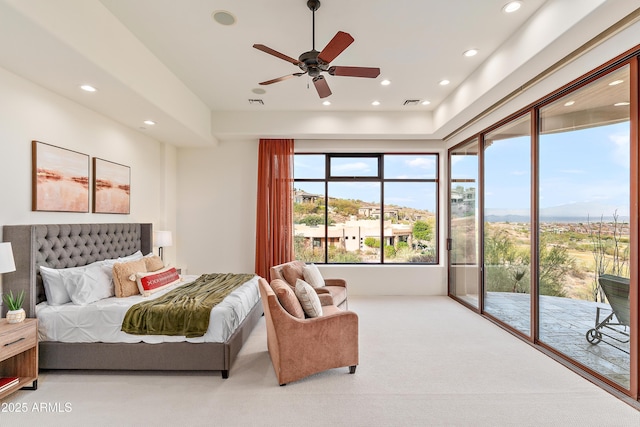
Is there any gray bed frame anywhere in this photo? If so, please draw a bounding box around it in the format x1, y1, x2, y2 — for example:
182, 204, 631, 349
1, 223, 263, 378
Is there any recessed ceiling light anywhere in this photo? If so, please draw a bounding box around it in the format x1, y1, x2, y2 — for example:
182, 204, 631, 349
372, 101, 380, 106
564, 101, 575, 107
322, 101, 331, 106
212, 10, 236, 26
463, 49, 478, 57
439, 79, 450, 86
609, 79, 624, 86
381, 79, 391, 86
503, 1, 522, 13
252, 88, 266, 95
421, 100, 431, 106
80, 85, 97, 92
143, 120, 156, 125
614, 102, 630, 107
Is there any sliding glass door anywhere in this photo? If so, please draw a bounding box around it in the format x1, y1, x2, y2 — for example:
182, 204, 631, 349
448, 58, 637, 397
483, 114, 532, 335
449, 138, 480, 308
538, 65, 631, 388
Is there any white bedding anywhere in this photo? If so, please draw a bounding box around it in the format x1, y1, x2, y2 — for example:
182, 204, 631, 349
35, 274, 260, 344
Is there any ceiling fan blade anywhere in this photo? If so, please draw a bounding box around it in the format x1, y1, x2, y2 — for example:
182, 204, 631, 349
329, 66, 381, 78
259, 73, 305, 85
317, 31, 354, 64
253, 44, 301, 65
313, 76, 332, 98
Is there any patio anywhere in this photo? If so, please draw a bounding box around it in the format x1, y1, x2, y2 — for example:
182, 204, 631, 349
465, 292, 630, 388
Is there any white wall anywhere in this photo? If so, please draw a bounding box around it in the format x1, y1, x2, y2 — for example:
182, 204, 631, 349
0, 65, 176, 266
176, 139, 259, 276
177, 139, 448, 296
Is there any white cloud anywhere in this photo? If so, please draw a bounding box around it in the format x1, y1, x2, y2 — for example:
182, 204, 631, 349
332, 162, 371, 174
406, 157, 435, 169
609, 132, 630, 168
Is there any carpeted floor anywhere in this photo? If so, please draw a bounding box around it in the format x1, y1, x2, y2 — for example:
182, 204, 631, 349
3, 296, 639, 426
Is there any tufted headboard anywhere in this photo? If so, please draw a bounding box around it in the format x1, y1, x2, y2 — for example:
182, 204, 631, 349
2, 223, 152, 317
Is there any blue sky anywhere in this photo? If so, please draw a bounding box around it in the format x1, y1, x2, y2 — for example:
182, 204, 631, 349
453, 121, 630, 218
295, 121, 630, 218
294, 154, 438, 211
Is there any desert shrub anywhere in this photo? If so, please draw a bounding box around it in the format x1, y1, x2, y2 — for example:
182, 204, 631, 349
384, 245, 396, 259
364, 237, 380, 248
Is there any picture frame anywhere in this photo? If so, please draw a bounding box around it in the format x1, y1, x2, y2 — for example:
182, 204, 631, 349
32, 140, 90, 212
92, 158, 131, 214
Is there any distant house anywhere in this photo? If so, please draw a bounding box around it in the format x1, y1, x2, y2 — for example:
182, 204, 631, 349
451, 186, 476, 215
295, 219, 412, 252
294, 190, 321, 204
358, 204, 398, 219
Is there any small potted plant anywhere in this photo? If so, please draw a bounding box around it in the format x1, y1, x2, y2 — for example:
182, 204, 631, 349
3, 290, 25, 323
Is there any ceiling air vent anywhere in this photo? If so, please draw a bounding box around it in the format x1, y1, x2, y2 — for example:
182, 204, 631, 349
403, 99, 420, 106
248, 99, 264, 105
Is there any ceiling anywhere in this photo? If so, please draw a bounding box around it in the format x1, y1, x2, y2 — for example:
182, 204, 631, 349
99, 0, 545, 112
0, 0, 635, 146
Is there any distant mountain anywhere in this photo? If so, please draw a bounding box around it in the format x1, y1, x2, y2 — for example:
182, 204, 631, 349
485, 202, 629, 223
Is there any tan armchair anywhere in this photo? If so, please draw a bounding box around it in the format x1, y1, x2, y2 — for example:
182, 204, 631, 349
270, 260, 348, 309
258, 278, 358, 385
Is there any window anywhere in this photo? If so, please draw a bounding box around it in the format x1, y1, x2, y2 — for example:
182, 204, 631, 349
294, 153, 438, 264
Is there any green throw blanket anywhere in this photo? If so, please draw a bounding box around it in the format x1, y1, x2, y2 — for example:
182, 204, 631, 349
121, 273, 255, 338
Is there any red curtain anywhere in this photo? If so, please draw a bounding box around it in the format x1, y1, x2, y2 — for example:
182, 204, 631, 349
255, 139, 294, 281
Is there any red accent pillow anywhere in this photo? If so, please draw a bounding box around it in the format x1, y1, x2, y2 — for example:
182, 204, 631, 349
135, 266, 181, 297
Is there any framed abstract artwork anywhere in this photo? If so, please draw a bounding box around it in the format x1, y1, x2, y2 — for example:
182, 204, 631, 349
92, 158, 131, 214
32, 140, 90, 212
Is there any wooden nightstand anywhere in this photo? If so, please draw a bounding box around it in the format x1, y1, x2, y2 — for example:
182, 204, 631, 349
0, 319, 38, 400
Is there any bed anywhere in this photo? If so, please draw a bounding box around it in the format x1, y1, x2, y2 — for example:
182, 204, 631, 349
1, 223, 263, 378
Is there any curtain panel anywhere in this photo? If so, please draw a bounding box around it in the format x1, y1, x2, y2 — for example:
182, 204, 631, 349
255, 139, 294, 280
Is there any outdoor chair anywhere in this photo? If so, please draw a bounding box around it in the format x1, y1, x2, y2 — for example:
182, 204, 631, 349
585, 274, 630, 353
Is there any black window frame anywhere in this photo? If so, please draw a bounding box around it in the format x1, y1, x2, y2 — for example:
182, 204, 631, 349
294, 152, 439, 265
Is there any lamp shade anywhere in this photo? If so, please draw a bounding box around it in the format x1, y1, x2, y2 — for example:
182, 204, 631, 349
154, 231, 173, 247
0, 242, 16, 274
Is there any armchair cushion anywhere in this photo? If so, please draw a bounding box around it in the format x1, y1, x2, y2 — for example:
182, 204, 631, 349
270, 279, 305, 319
270, 261, 348, 309
295, 279, 323, 318
303, 263, 325, 288
281, 263, 305, 286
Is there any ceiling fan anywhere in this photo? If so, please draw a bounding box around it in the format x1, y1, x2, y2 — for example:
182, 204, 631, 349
253, 0, 381, 98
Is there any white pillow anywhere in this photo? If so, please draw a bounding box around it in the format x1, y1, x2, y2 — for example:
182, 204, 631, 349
303, 263, 325, 288
40, 260, 116, 305
40, 265, 73, 305
120, 250, 144, 261
295, 279, 322, 318
63, 263, 114, 305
